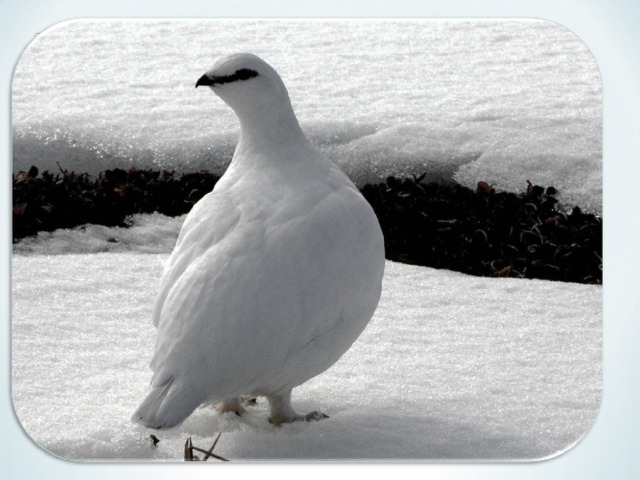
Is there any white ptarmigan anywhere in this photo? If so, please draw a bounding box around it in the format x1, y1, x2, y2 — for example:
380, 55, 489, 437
132, 53, 385, 429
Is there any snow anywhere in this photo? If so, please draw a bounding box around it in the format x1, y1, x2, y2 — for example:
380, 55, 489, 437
13, 213, 183, 255
11, 19, 602, 213
11, 249, 601, 461
8, 17, 603, 465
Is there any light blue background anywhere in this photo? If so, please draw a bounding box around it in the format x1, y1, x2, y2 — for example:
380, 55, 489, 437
2, 1, 638, 479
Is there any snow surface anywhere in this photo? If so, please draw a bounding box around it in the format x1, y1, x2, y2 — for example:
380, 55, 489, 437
13, 213, 183, 256
11, 19, 602, 213
9, 18, 603, 463
11, 241, 601, 461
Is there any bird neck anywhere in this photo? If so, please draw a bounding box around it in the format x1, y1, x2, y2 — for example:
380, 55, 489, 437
233, 96, 310, 160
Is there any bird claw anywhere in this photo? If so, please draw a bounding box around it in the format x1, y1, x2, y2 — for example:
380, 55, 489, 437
216, 396, 258, 416
269, 411, 329, 425
304, 411, 329, 422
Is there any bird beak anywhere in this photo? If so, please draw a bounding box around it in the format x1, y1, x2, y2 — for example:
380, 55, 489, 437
195, 74, 215, 88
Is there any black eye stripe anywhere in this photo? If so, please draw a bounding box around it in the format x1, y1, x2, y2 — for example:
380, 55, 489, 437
211, 68, 259, 85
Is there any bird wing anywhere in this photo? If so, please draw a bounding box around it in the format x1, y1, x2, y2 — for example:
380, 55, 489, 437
149, 181, 379, 396
152, 187, 241, 328
143, 157, 383, 427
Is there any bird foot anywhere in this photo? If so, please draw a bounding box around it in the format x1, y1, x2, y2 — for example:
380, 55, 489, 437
304, 411, 330, 422
269, 411, 329, 426
215, 398, 246, 416
215, 396, 258, 416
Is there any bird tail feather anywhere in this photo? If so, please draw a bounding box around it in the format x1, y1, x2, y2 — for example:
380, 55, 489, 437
131, 378, 201, 430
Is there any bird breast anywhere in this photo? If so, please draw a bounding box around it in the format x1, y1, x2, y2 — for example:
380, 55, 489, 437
150, 157, 383, 396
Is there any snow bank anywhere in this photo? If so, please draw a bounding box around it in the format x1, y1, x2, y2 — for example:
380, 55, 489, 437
12, 20, 602, 213
11, 254, 601, 461
13, 213, 183, 255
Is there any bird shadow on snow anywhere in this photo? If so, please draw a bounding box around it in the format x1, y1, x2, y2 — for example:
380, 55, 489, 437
146, 400, 549, 461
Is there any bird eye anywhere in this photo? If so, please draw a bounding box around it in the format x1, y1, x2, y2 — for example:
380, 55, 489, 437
202, 68, 259, 86
234, 69, 259, 81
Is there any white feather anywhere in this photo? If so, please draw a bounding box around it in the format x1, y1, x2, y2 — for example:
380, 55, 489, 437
133, 53, 384, 429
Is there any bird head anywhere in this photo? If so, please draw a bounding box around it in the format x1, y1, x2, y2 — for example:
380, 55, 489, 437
196, 53, 290, 118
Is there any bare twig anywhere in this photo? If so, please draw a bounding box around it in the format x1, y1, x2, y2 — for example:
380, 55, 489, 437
202, 432, 224, 461
184, 434, 229, 462
184, 437, 197, 461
